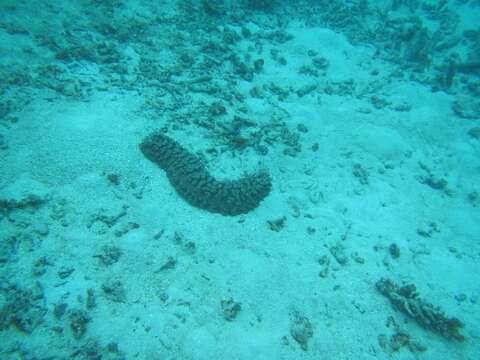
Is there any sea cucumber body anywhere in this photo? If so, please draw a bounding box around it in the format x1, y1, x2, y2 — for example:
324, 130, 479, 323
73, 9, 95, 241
140, 132, 271, 216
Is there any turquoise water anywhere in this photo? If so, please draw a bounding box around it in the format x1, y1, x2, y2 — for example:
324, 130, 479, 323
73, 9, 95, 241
0, 1, 479, 359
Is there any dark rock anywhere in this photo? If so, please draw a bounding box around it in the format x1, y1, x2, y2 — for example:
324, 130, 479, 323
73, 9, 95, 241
114, 222, 139, 237
353, 163, 369, 185
158, 256, 177, 272
452, 98, 480, 119
254, 58, 264, 73
0, 282, 46, 333
297, 124, 308, 133
467, 191, 479, 207
246, 0, 278, 11
107, 173, 120, 185
468, 127, 480, 139
0, 134, 7, 150
69, 309, 91, 340
312, 57, 329, 70
423, 176, 448, 191
290, 312, 314, 351
208, 102, 226, 116
376, 278, 465, 342
32, 256, 53, 277
389, 243, 400, 259
87, 288, 96, 309
54, 302, 68, 320
94, 245, 123, 266
58, 266, 75, 279
267, 216, 286, 232
102, 280, 126, 303
329, 242, 348, 265
221, 299, 242, 321
296, 83, 318, 97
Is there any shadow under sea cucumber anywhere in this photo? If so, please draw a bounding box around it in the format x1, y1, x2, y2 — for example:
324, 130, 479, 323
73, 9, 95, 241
139, 132, 271, 216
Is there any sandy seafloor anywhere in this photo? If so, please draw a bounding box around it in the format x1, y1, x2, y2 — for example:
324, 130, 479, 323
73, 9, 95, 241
0, 1, 479, 359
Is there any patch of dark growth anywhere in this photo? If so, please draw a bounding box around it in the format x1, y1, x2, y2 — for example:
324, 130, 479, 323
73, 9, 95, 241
376, 278, 465, 342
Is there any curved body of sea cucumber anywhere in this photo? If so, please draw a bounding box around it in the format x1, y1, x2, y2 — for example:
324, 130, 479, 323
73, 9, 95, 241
140, 132, 271, 216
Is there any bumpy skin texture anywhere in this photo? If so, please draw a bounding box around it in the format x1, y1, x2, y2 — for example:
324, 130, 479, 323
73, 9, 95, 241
140, 132, 271, 216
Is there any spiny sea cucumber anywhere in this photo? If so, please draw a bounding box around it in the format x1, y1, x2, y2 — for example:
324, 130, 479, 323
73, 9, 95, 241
140, 132, 271, 216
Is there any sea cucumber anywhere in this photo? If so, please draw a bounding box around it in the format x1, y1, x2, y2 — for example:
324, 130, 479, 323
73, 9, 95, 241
140, 132, 271, 216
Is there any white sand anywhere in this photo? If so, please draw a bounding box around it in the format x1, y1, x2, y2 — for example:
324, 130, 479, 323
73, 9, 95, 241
0, 3, 479, 360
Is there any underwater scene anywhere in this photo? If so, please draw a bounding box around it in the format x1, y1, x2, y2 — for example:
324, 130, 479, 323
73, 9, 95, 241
0, 0, 479, 359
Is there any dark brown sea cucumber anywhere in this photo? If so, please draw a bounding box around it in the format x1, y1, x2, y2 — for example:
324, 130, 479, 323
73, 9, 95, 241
140, 132, 271, 216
